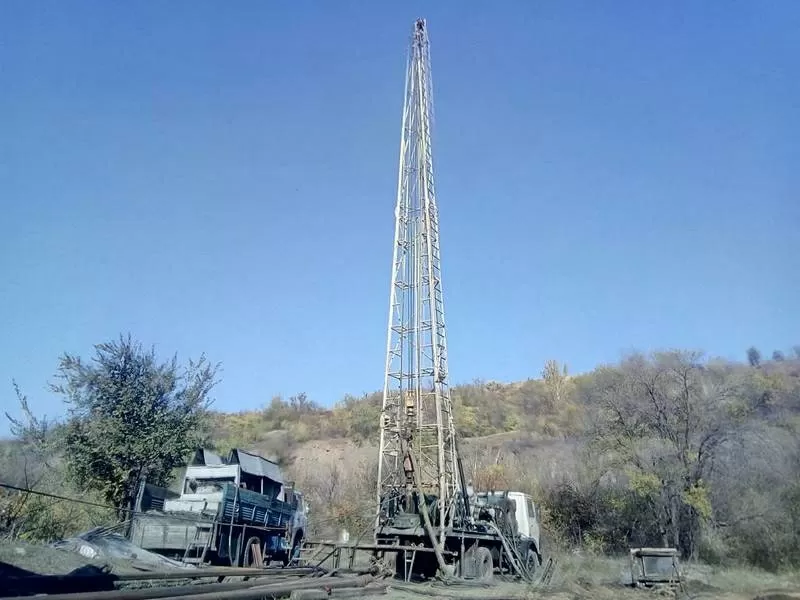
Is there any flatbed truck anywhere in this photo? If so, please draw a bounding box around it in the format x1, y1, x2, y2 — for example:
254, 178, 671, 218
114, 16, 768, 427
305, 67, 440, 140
128, 447, 308, 567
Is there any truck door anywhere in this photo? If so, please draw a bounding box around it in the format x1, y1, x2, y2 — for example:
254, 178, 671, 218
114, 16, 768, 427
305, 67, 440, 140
525, 496, 540, 547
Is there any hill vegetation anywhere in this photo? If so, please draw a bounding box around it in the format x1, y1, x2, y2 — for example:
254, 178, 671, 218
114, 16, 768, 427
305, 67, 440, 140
208, 348, 800, 571
2, 339, 799, 573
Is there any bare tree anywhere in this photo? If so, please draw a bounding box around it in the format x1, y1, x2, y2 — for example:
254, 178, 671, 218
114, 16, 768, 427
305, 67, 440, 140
293, 458, 376, 540
589, 351, 750, 559
1, 382, 54, 538
542, 359, 570, 410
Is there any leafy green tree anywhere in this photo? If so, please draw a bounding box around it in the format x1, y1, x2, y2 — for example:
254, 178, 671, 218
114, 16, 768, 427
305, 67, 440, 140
53, 335, 219, 518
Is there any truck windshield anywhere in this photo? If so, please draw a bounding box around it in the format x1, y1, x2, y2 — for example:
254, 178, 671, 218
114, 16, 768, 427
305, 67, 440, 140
185, 477, 235, 494
477, 494, 508, 507
526, 498, 536, 521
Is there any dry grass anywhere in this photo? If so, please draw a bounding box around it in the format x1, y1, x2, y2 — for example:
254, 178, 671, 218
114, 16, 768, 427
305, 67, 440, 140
535, 552, 800, 600
315, 551, 800, 600
684, 562, 800, 595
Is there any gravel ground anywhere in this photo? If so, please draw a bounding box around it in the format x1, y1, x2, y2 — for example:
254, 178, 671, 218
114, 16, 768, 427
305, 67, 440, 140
0, 539, 222, 595
0, 539, 111, 577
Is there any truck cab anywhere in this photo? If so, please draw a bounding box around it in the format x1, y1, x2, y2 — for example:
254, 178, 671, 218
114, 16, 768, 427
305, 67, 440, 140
472, 490, 542, 569
164, 463, 240, 515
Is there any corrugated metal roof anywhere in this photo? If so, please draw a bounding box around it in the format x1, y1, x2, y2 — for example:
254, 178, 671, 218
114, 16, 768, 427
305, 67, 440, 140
228, 448, 284, 483
191, 448, 224, 466
203, 449, 224, 465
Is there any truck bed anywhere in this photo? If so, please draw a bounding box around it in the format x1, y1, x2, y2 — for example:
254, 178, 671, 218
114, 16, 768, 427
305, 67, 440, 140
129, 513, 208, 552
129, 484, 296, 555
219, 485, 296, 529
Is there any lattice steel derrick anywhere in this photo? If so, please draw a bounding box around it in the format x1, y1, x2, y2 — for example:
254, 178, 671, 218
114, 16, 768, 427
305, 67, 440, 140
376, 19, 459, 541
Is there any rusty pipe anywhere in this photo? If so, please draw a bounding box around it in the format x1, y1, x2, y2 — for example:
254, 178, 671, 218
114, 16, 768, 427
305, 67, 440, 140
153, 575, 375, 600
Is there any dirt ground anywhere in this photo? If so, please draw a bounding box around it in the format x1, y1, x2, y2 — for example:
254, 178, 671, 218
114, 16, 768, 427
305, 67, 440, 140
356, 552, 800, 600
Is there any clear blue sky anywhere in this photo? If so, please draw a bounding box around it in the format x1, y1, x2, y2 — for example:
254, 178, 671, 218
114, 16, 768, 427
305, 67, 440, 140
1, 1, 798, 434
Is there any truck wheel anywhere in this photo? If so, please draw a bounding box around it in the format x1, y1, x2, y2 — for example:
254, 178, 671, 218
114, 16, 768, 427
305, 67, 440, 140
475, 546, 493, 581
243, 536, 263, 567
524, 549, 538, 576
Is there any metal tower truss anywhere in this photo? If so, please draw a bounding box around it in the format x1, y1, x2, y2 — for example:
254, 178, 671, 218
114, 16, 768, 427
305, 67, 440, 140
376, 19, 459, 540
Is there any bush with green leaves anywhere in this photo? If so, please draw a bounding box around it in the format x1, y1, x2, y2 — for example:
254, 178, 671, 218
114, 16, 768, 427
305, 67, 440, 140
54, 335, 219, 517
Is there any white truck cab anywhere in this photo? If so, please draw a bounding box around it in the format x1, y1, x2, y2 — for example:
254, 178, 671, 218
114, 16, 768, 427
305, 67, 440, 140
473, 490, 542, 569
165, 463, 240, 515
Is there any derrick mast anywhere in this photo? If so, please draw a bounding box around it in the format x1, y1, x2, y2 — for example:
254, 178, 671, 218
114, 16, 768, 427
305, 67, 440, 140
376, 19, 460, 541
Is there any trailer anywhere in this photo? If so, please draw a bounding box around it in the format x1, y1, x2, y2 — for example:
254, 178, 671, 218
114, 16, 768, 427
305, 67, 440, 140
128, 447, 308, 567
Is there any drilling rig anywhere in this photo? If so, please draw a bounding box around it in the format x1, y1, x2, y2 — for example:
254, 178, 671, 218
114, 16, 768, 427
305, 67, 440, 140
373, 19, 543, 582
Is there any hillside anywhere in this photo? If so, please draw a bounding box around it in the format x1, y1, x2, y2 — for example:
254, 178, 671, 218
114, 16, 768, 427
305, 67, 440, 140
3, 348, 799, 572
202, 350, 800, 570
207, 352, 800, 466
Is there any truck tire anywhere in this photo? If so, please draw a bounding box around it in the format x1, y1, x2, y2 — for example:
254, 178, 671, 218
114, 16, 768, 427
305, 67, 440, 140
243, 536, 263, 567
524, 549, 538, 576
475, 546, 493, 581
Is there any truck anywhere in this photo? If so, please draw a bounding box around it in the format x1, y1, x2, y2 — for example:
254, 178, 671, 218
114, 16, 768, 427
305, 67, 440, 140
472, 490, 543, 573
128, 447, 308, 567
375, 479, 543, 581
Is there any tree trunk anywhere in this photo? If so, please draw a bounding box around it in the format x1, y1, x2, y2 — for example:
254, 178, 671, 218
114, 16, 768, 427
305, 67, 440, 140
670, 495, 680, 550
687, 509, 699, 561
659, 486, 671, 548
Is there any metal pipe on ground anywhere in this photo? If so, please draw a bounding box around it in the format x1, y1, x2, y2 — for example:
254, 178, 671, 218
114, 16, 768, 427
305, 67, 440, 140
0, 575, 304, 600
0, 575, 374, 600
290, 583, 388, 600
318, 568, 376, 578
117, 567, 324, 580
4, 566, 322, 585
0, 568, 324, 598
153, 575, 375, 600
